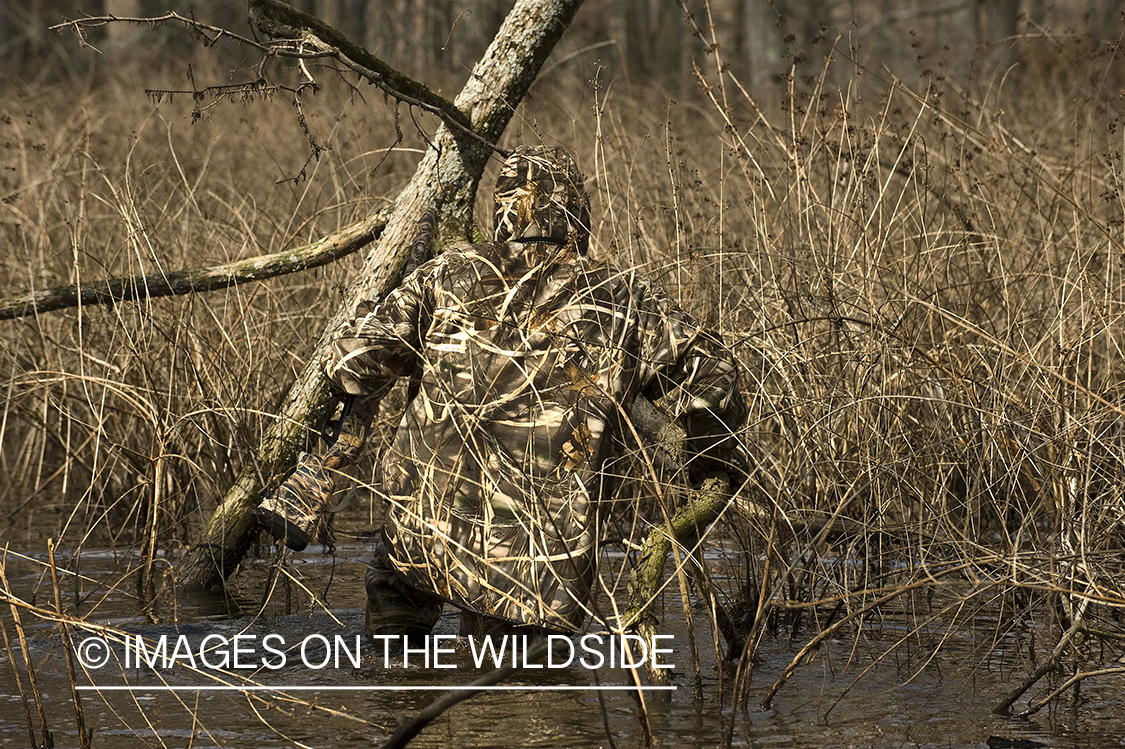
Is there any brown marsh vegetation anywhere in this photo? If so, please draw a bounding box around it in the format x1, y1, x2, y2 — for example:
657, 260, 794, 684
2, 2, 1125, 746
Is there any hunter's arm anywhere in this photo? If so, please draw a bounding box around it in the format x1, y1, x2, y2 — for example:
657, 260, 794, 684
634, 278, 747, 478
322, 265, 434, 398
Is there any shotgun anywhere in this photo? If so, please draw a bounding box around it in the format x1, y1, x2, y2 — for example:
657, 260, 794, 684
254, 205, 437, 551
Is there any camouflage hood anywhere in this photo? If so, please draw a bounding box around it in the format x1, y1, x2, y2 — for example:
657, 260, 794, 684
493, 145, 591, 255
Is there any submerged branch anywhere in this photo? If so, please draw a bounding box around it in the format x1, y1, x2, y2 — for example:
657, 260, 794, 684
993, 596, 1090, 715
759, 562, 972, 711
1013, 665, 1125, 718
0, 211, 387, 321
379, 636, 551, 749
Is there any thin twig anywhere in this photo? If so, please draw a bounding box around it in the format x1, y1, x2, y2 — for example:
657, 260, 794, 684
49, 540, 90, 749
0, 547, 52, 747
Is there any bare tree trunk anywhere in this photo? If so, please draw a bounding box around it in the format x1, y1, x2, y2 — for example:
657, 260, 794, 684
623, 0, 684, 86
103, 0, 139, 52
976, 0, 1022, 42
176, 0, 585, 590
1087, 0, 1119, 44
738, 0, 783, 90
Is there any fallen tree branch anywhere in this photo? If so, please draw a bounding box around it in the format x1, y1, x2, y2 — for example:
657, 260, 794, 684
248, 0, 472, 135
0, 210, 387, 321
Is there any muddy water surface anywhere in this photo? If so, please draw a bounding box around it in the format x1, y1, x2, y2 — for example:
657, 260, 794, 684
2, 545, 1123, 748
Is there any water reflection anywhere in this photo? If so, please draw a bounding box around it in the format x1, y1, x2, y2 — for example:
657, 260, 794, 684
1, 544, 1121, 748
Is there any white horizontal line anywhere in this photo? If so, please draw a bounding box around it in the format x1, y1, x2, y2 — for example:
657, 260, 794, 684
78, 685, 675, 692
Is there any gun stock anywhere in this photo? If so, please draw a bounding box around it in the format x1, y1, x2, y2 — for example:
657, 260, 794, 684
255, 396, 376, 551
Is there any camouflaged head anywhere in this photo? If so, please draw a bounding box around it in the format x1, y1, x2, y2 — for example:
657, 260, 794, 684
494, 145, 591, 255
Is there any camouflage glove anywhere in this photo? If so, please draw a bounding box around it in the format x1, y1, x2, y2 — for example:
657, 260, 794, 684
255, 395, 372, 551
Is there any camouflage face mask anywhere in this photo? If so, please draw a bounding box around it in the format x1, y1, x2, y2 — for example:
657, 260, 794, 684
493, 145, 591, 255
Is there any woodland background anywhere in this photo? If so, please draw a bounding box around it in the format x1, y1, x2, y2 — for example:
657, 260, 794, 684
5, 1, 1123, 88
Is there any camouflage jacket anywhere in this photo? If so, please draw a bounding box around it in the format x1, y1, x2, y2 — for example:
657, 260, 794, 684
323, 239, 746, 631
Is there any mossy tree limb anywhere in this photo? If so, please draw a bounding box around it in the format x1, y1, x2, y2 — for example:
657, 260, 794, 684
0, 210, 386, 321
623, 472, 735, 685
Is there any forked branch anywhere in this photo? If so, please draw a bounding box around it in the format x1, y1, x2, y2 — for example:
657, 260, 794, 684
53, 3, 474, 141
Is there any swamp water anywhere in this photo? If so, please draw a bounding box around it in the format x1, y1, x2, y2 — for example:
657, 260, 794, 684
2, 544, 1123, 748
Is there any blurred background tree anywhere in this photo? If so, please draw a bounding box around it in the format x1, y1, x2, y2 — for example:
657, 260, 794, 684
3, 0, 1119, 93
